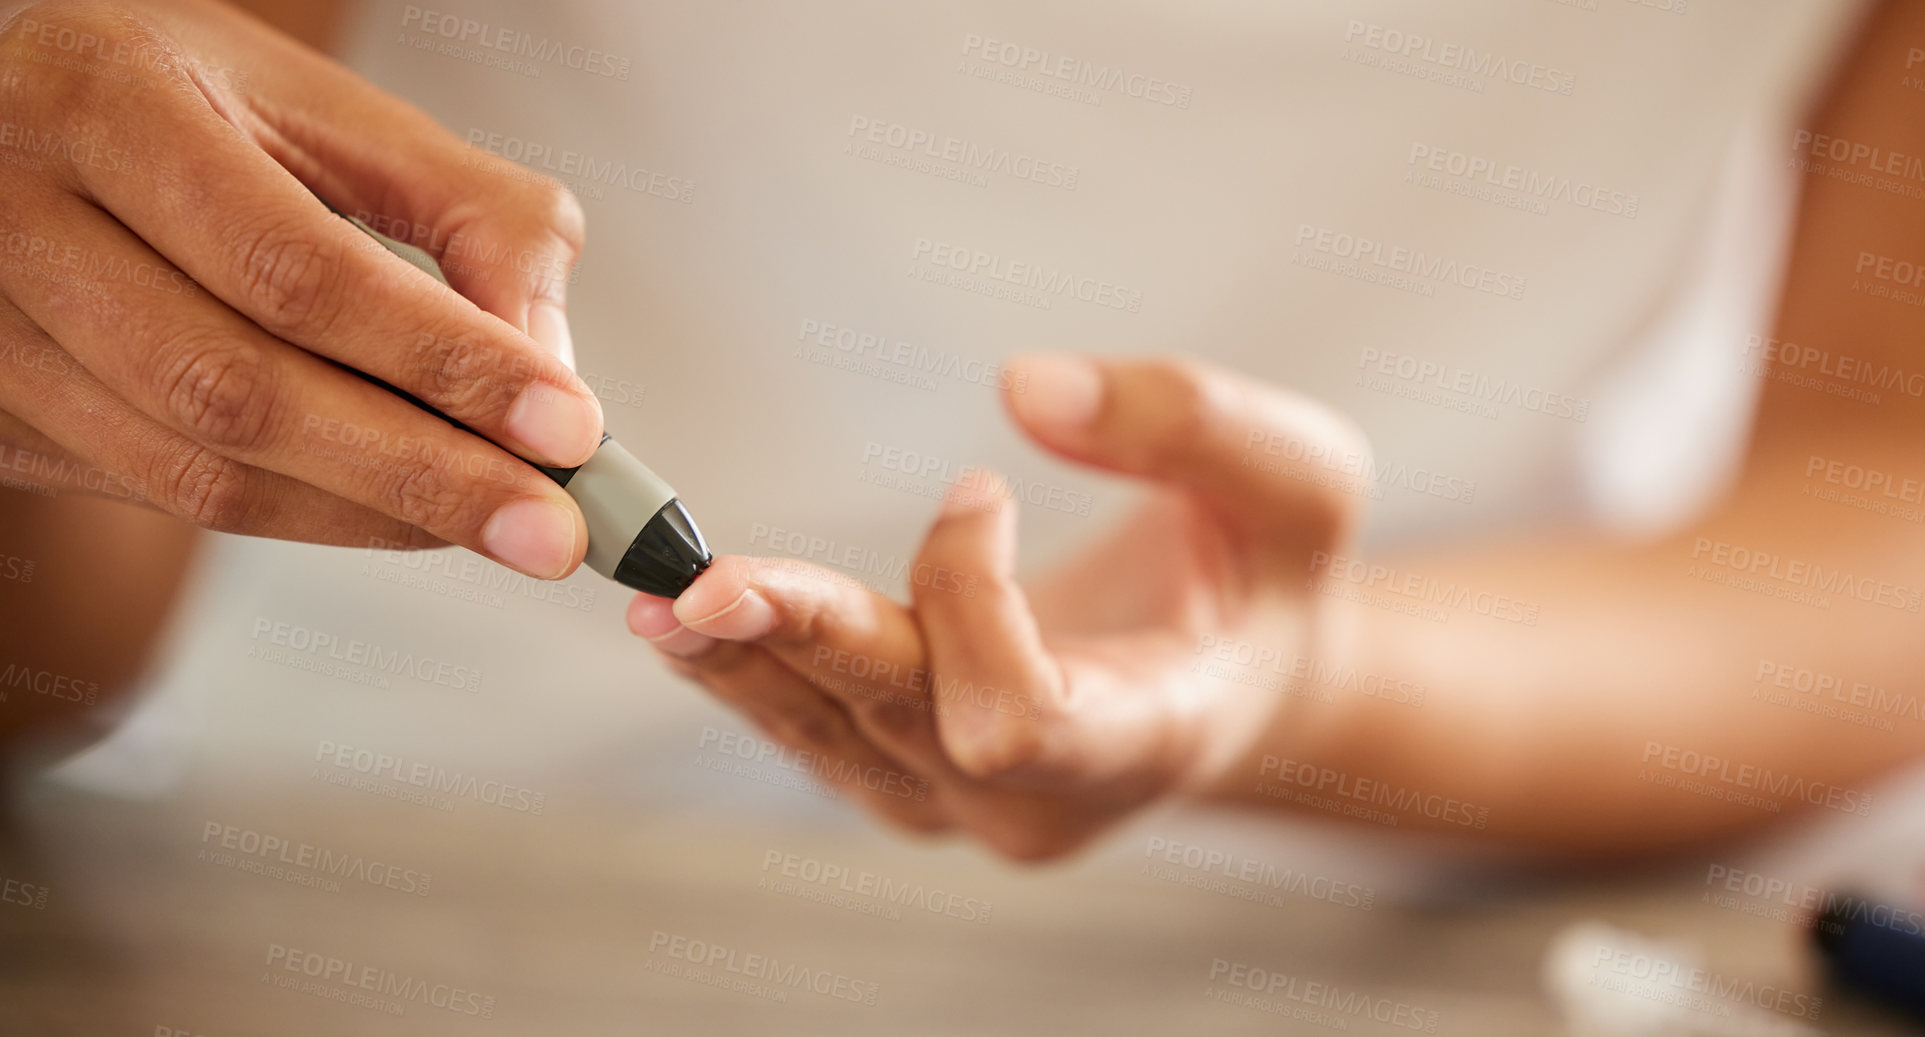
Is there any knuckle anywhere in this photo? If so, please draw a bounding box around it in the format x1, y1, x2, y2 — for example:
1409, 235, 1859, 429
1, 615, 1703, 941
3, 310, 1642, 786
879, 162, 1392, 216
526, 180, 585, 255
230, 221, 344, 337
152, 442, 252, 532
770, 594, 831, 649
154, 334, 279, 453
862, 699, 930, 740
944, 714, 1046, 782
768, 706, 842, 752
414, 332, 524, 417
2, 2, 182, 122
386, 459, 483, 537
1139, 356, 1225, 449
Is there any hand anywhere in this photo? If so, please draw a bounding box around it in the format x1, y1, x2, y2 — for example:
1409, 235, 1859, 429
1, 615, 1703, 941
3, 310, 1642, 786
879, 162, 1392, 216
0, 0, 603, 578
630, 354, 1370, 861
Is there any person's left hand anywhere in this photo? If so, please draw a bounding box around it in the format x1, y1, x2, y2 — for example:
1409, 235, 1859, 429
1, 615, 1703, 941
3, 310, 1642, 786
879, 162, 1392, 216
628, 353, 1368, 861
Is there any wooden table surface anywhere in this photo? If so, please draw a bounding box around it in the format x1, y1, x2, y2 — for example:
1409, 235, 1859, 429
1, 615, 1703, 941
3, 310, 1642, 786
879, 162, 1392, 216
1, 769, 1918, 1037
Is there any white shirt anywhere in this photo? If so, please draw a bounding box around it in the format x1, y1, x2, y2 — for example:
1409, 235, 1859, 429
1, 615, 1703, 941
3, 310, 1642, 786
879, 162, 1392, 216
346, 0, 1862, 562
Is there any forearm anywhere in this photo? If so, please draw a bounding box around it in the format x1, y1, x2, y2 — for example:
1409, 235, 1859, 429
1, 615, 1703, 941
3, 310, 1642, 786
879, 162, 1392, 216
1210, 0, 1925, 854
0, 490, 200, 761
1209, 483, 1925, 853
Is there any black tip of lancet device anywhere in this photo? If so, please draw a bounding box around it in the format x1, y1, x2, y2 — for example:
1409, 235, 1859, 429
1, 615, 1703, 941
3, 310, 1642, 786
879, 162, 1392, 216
615, 498, 713, 598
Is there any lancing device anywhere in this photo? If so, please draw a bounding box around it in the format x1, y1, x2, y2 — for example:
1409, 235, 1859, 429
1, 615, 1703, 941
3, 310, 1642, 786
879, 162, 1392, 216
335, 210, 712, 598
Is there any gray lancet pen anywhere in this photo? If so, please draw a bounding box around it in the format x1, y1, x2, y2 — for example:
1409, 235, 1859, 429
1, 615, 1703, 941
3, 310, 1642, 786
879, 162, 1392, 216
336, 211, 712, 598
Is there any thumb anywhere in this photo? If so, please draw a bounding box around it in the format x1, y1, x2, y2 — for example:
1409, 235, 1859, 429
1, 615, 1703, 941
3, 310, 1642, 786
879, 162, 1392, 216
430, 190, 585, 368
1002, 352, 1371, 524
276, 93, 588, 367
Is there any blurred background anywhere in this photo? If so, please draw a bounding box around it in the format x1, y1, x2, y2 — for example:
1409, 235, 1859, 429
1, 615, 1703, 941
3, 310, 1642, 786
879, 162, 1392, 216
7, 0, 1925, 1033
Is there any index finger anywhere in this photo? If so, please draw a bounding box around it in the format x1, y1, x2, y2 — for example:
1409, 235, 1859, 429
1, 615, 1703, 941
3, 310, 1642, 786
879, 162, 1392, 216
664, 555, 950, 772
57, 30, 602, 469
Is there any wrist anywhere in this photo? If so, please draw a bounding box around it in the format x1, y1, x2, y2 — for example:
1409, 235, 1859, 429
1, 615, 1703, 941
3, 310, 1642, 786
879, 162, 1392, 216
1191, 593, 1367, 803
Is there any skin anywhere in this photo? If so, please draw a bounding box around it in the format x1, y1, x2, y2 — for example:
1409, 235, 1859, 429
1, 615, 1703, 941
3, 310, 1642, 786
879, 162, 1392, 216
0, 0, 1912, 859
638, 1, 1925, 861
0, 0, 602, 568
0, 0, 588, 748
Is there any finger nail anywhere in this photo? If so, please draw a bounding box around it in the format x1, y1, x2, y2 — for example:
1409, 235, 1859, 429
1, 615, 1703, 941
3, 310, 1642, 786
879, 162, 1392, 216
481, 496, 578, 579
1008, 353, 1103, 432
506, 380, 603, 466
674, 584, 778, 640
528, 300, 577, 369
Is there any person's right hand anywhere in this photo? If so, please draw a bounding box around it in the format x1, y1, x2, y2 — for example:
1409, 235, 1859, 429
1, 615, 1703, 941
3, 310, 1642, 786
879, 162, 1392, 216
0, 0, 603, 578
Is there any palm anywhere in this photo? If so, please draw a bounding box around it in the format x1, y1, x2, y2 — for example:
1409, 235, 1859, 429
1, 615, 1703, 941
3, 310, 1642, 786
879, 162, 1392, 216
1026, 488, 1250, 641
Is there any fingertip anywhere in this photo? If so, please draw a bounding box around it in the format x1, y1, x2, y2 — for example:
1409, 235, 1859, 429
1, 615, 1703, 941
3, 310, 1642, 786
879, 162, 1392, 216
628, 592, 720, 659
940, 467, 1013, 520
527, 300, 577, 369
1005, 353, 1104, 443
673, 556, 779, 640
626, 592, 680, 638
673, 556, 751, 621
505, 379, 604, 468
480, 495, 584, 580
